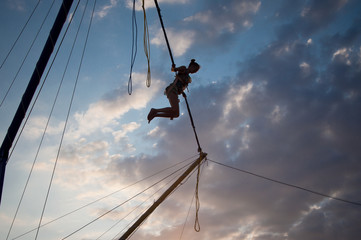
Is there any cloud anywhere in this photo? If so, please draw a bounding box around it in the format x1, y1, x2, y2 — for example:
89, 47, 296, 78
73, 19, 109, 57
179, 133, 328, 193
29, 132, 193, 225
332, 47, 352, 65
182, 0, 261, 45
67, 73, 162, 140
124, 0, 189, 11
7, 0, 26, 12
112, 122, 141, 152
95, 0, 118, 19
113, 122, 140, 143
151, 28, 195, 57
276, 0, 349, 40
23, 116, 64, 140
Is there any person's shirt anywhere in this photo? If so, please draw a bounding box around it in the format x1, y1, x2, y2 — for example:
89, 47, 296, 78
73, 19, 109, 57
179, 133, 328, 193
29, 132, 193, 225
171, 66, 191, 94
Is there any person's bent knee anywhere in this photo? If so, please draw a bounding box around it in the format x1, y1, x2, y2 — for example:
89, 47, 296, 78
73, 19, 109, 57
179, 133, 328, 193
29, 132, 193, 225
172, 110, 180, 118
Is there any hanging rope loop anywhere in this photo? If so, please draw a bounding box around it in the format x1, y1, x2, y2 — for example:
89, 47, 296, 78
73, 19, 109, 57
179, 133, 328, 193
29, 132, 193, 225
128, 0, 138, 95
142, 0, 151, 88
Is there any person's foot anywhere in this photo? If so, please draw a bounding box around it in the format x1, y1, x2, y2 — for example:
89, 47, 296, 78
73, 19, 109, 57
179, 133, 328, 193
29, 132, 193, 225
147, 108, 156, 123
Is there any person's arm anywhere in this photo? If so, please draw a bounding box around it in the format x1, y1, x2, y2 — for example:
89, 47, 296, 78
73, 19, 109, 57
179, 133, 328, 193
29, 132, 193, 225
171, 65, 187, 73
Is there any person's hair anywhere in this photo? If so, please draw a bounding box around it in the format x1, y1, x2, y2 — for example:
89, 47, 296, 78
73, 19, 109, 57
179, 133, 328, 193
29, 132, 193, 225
188, 59, 200, 73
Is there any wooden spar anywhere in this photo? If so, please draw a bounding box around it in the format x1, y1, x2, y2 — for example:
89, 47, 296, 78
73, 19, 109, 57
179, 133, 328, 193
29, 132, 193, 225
119, 152, 207, 240
0, 0, 74, 205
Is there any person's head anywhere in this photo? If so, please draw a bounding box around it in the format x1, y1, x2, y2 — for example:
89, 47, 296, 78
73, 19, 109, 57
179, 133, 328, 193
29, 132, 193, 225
188, 59, 200, 74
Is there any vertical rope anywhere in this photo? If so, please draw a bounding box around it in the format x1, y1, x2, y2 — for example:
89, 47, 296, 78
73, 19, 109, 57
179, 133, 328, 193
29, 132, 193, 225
142, 0, 151, 88
194, 162, 201, 232
154, 0, 175, 66
181, 92, 202, 153
128, 0, 138, 95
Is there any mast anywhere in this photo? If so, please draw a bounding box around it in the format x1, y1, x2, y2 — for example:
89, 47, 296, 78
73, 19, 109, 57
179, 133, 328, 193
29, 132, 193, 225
119, 152, 207, 240
0, 0, 74, 205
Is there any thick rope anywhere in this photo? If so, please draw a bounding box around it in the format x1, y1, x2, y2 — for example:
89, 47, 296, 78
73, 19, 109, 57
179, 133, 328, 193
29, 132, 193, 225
154, 0, 174, 66
153, 0, 202, 153
154, 0, 204, 233
194, 161, 201, 232
181, 92, 202, 153
128, 0, 138, 95
142, 0, 151, 87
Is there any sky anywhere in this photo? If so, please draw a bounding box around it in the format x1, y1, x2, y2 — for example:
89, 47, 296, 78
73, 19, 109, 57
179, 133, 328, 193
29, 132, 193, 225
0, 0, 361, 239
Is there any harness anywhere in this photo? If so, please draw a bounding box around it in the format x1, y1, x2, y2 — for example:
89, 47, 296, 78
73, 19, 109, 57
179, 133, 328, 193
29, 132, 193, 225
165, 71, 191, 96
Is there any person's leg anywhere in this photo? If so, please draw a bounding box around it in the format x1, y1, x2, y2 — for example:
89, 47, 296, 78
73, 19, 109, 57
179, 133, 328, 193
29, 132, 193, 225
148, 93, 179, 122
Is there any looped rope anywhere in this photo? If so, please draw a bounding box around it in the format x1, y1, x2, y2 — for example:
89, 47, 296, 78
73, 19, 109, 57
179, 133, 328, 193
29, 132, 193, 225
128, 0, 151, 94
194, 159, 201, 232
142, 0, 151, 88
128, 0, 137, 95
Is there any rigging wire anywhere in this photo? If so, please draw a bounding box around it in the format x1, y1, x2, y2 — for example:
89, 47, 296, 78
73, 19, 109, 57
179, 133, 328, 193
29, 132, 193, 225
0, 0, 41, 70
11, 154, 197, 240
98, 158, 196, 240
114, 158, 203, 240
62, 157, 197, 240
0, 0, 57, 108
5, 0, 80, 239
179, 192, 195, 240
34, 0, 95, 239
7, 0, 82, 161
209, 159, 361, 207
127, 0, 138, 95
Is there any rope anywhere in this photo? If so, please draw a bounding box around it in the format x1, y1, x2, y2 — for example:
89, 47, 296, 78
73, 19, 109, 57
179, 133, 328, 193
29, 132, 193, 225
209, 159, 361, 207
181, 92, 202, 153
128, 0, 138, 95
194, 161, 201, 232
142, 0, 151, 88
154, 1, 205, 233
154, 0, 174, 66
153, 0, 203, 153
